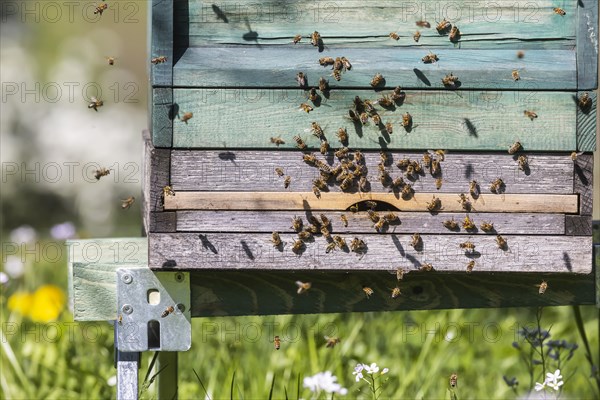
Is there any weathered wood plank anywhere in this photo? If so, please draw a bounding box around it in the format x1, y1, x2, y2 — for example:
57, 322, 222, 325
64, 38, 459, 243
176, 210, 565, 235
173, 48, 576, 89
151, 0, 173, 87
170, 151, 575, 194
164, 191, 579, 213
150, 212, 177, 233
574, 153, 594, 215
172, 90, 577, 150
577, 0, 599, 90
565, 215, 593, 235
595, 244, 600, 308
148, 233, 592, 273
180, 0, 576, 49
143, 130, 171, 234
576, 91, 597, 151
151, 88, 174, 148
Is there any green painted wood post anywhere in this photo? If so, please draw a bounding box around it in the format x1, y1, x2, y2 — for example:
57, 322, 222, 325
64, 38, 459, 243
157, 352, 178, 400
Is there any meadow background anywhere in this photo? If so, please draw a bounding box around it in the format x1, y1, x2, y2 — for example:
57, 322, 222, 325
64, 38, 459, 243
1, 1, 599, 399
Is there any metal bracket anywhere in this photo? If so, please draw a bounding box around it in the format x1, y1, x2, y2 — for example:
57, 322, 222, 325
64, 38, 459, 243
116, 267, 191, 351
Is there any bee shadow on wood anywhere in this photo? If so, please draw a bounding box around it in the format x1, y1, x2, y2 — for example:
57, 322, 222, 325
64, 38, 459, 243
317, 38, 325, 53
404, 253, 422, 269
391, 235, 406, 256
162, 259, 177, 267
211, 4, 229, 22
574, 163, 589, 185
242, 18, 261, 47
378, 136, 389, 148
413, 68, 431, 86
199, 234, 218, 254
218, 152, 237, 163
168, 103, 180, 121
462, 118, 478, 137
563, 252, 572, 272
311, 93, 322, 107
240, 240, 255, 260
464, 164, 475, 179
465, 250, 482, 259
378, 124, 391, 143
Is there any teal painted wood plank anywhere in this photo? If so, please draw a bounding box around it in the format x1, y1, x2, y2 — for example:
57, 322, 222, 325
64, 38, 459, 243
577, 91, 597, 151
152, 88, 173, 147
151, 0, 173, 87
173, 47, 576, 89
172, 89, 577, 151
181, 0, 576, 49
577, 0, 599, 89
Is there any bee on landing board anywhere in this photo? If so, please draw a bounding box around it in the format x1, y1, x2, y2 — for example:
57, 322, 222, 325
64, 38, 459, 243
180, 112, 193, 124
524, 110, 538, 120
293, 34, 302, 44
270, 136, 285, 146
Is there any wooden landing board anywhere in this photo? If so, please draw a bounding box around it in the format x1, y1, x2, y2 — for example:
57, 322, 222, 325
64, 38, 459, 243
173, 48, 576, 89
148, 233, 592, 273
170, 151, 575, 193
171, 90, 577, 150
179, 0, 576, 49
163, 192, 579, 214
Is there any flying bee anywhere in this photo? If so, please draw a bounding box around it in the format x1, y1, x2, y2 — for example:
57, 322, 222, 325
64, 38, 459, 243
270, 136, 285, 146
121, 196, 135, 209
426, 195, 442, 212
94, 167, 110, 180
298, 231, 313, 241
295, 280, 312, 294
311, 31, 321, 46
517, 154, 529, 171
443, 218, 458, 230
333, 235, 346, 249
350, 237, 367, 253
459, 241, 475, 252
299, 103, 313, 113
180, 112, 193, 123
94, 2, 108, 15
88, 97, 103, 111
413, 31, 421, 42
291, 239, 305, 254
422, 52, 439, 63
161, 306, 175, 318
325, 336, 341, 348
271, 232, 283, 247
410, 233, 422, 249
537, 280, 548, 294
372, 113, 382, 125
420, 263, 433, 271
362, 286, 374, 298
401, 183, 414, 199
274, 335, 281, 350
332, 69, 342, 81
508, 140, 522, 154
442, 73, 459, 88
319, 57, 335, 66
496, 235, 508, 250
416, 20, 431, 28
435, 177, 443, 190
517, 50, 525, 58
450, 373, 458, 388
106, 56, 116, 65
292, 216, 303, 231
458, 193, 472, 211
553, 7, 566, 16
460, 216, 475, 232
402, 112, 413, 129
320, 140, 330, 155
524, 110, 538, 120
449, 26, 460, 42
275, 167, 285, 177
389, 32, 400, 40
118, 314, 123, 325
325, 241, 336, 253
284, 175, 291, 188
391, 286, 401, 298
296, 72, 307, 88
359, 112, 369, 125
490, 178, 505, 194
466, 260, 475, 273
341, 57, 352, 71
151, 56, 167, 64
340, 214, 349, 227
370, 73, 384, 88
480, 221, 494, 232
512, 70, 520, 81
318, 77, 329, 93
469, 180, 480, 198
436, 19, 452, 34
293, 34, 302, 44
367, 209, 380, 223
293, 135, 307, 149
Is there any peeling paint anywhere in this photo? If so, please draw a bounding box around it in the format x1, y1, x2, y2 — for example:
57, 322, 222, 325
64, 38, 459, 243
585, 12, 598, 54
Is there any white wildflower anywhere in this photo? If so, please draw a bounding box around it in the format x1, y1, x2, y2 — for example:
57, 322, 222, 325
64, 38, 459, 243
10, 225, 37, 244
534, 381, 546, 392
545, 369, 564, 391
50, 222, 76, 240
303, 371, 347, 395
353, 363, 365, 382
4, 256, 25, 278
363, 363, 379, 374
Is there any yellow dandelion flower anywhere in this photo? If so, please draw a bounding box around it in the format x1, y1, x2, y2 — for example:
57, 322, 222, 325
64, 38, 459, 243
28, 285, 66, 323
8, 291, 34, 316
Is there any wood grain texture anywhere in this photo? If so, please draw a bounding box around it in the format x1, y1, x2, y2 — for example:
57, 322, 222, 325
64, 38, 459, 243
574, 153, 594, 215
164, 191, 579, 213
172, 89, 577, 150
176, 210, 565, 235
180, 0, 576, 49
173, 47, 576, 90
170, 151, 575, 194
143, 132, 171, 219
151, 0, 173, 87
565, 215, 593, 236
150, 212, 177, 233
576, 91, 597, 151
577, 0, 599, 90
152, 88, 174, 148
148, 233, 592, 273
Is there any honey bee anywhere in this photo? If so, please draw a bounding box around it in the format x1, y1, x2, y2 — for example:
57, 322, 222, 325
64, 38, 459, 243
416, 20, 431, 28
325, 241, 336, 253
319, 213, 331, 227
391, 286, 401, 298
349, 204, 359, 213
410, 233, 422, 249
374, 218, 386, 232
163, 186, 175, 198
480, 221, 494, 232
340, 214, 349, 227
358, 176, 368, 192
363, 200, 376, 210
391, 86, 405, 103
94, 167, 110, 180
306, 223, 320, 234
391, 176, 405, 189
381, 122, 393, 135
333, 128, 348, 145
308, 87, 319, 102
293, 34, 302, 44
379, 170, 391, 186
310, 122, 324, 137
402, 112, 412, 129
320, 225, 332, 239
579, 92, 592, 110
458, 193, 472, 211
459, 241, 475, 252
121, 196, 135, 209
333, 235, 347, 249
325, 336, 341, 348
350, 237, 367, 253
396, 268, 406, 281
466, 260, 475, 273
319, 57, 335, 66
512, 70, 520, 81
94, 2, 108, 15
296, 72, 307, 88
335, 147, 350, 159
270, 136, 285, 146
318, 77, 330, 93
88, 97, 103, 111
362, 286, 374, 298
537, 280, 548, 294
389, 32, 400, 40
347, 109, 360, 123
435, 177, 443, 190
296, 280, 312, 294
303, 153, 318, 166
517, 154, 528, 171
332, 57, 343, 71
570, 151, 583, 161
508, 140, 522, 155
553, 7, 566, 16
292, 216, 303, 231
359, 112, 369, 125
420, 263, 433, 271
396, 158, 410, 169
106, 56, 116, 65
517, 50, 525, 59
496, 235, 508, 250
151, 56, 167, 64
421, 152, 432, 168
284, 175, 292, 188
376, 95, 394, 108
372, 113, 382, 125
413, 31, 421, 42
275, 167, 285, 177
524, 110, 538, 120
442, 73, 459, 87
300, 103, 313, 113
161, 306, 175, 318
298, 231, 313, 241
341, 57, 352, 71
462, 215, 476, 230
370, 73, 384, 88
450, 373, 458, 388
443, 217, 459, 230
271, 232, 283, 247
469, 180, 480, 198
422, 52, 439, 63
274, 335, 281, 350
320, 141, 330, 155
401, 183, 414, 199
293, 135, 307, 149
436, 19, 452, 34
311, 31, 321, 46
384, 212, 399, 223
180, 112, 193, 123
367, 209, 380, 223
426, 195, 442, 212
332, 69, 342, 81
449, 26, 460, 42
490, 178, 505, 194
291, 239, 305, 254
312, 178, 327, 191
118, 314, 123, 325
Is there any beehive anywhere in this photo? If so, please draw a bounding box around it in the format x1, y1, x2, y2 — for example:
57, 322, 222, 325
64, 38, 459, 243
143, 0, 597, 315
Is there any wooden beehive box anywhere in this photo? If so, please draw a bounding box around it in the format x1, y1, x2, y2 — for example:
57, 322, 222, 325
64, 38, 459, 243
144, 0, 598, 315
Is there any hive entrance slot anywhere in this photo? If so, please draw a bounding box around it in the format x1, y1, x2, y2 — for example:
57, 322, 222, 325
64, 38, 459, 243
346, 200, 399, 212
